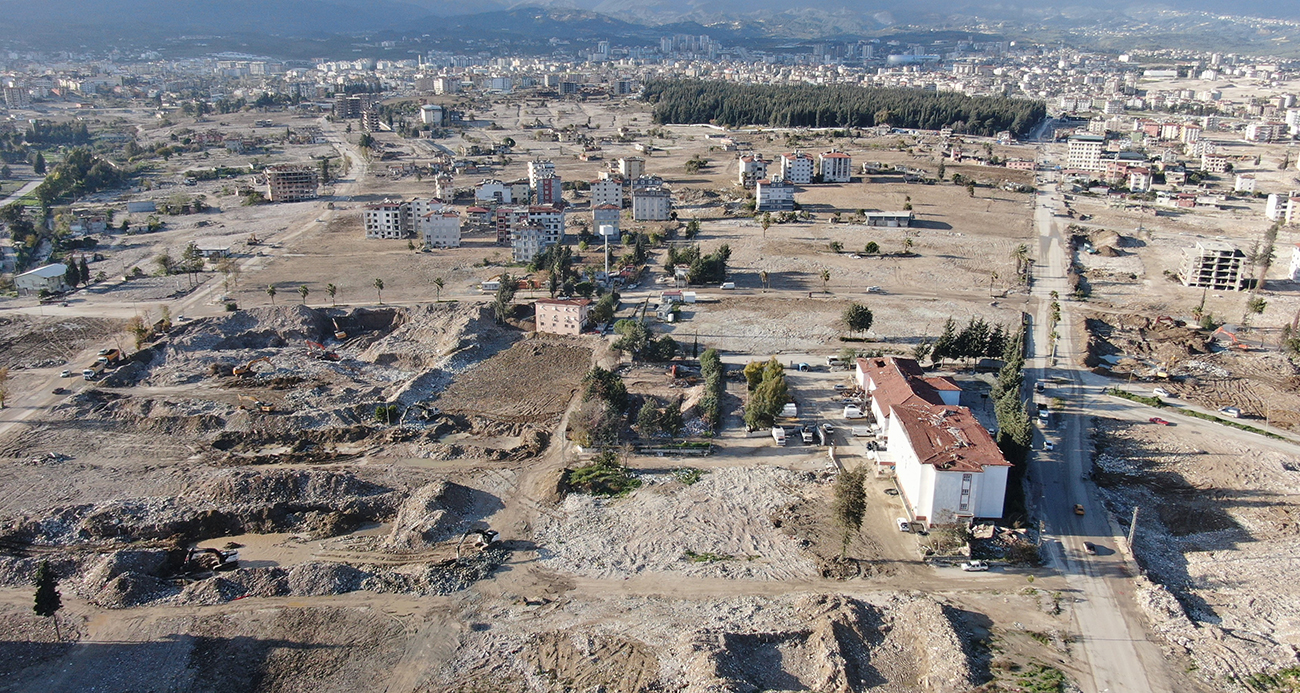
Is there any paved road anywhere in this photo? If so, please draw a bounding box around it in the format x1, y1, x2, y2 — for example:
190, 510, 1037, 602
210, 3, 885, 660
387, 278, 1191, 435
0, 179, 41, 208
1029, 159, 1172, 693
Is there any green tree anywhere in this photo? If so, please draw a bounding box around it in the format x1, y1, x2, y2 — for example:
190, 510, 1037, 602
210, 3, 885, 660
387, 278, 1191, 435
864, 241, 879, 255
966, 182, 976, 197
820, 269, 831, 294
33, 560, 61, 640
743, 360, 766, 391
32, 152, 46, 175
326, 283, 337, 306
64, 261, 80, 288
842, 303, 874, 337
373, 277, 384, 304
637, 397, 662, 436
79, 257, 90, 285
660, 398, 684, 437
298, 284, 309, 304
833, 466, 868, 560
931, 317, 958, 366
581, 366, 628, 411
433, 277, 445, 302
492, 273, 516, 322
265, 284, 277, 305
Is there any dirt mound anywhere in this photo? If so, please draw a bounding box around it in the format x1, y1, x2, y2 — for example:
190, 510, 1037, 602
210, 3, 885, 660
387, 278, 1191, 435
92, 571, 179, 608
437, 337, 593, 425
0, 469, 400, 547
386, 481, 472, 550
523, 633, 661, 693
168, 304, 330, 352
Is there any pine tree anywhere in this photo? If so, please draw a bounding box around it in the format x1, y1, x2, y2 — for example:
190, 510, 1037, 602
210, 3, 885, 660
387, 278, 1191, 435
33, 152, 46, 175
79, 257, 90, 285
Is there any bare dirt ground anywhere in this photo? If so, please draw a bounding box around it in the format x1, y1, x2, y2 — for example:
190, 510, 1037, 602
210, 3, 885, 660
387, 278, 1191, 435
1093, 416, 1300, 688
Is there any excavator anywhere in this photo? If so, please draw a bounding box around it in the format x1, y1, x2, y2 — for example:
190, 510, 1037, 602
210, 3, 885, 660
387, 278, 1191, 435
306, 340, 341, 361
232, 356, 272, 377
238, 395, 274, 413
1212, 326, 1251, 351
333, 318, 347, 341
182, 547, 240, 576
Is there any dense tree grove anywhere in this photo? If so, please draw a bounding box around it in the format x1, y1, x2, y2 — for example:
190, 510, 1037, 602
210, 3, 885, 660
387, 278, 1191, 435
642, 80, 1046, 137
33, 148, 126, 206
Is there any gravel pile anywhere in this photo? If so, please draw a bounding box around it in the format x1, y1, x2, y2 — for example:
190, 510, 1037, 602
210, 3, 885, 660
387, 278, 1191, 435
287, 562, 368, 596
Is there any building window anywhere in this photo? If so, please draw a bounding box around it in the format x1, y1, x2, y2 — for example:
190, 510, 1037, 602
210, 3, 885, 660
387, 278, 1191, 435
959, 473, 973, 512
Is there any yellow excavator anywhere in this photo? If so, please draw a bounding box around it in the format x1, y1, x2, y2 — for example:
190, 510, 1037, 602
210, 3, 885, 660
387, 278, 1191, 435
333, 318, 347, 341
238, 395, 274, 413
232, 356, 272, 377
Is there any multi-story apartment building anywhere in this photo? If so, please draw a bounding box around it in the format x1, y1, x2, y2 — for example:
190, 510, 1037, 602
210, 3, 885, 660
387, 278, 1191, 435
590, 178, 623, 208
527, 205, 566, 244
493, 207, 530, 245
511, 225, 548, 263
1178, 240, 1249, 291
364, 200, 407, 239
818, 150, 852, 183
1245, 121, 1284, 142
418, 209, 462, 248
265, 165, 319, 202
476, 179, 513, 204
618, 157, 645, 179
534, 173, 563, 206
755, 178, 795, 212
534, 298, 592, 336
1066, 134, 1104, 172
527, 160, 555, 191
631, 187, 672, 221
737, 155, 770, 188
592, 204, 621, 238
778, 151, 814, 184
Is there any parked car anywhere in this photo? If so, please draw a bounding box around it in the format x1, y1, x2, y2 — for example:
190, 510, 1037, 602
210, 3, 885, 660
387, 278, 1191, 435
884, 488, 899, 496
1073, 504, 1086, 516
820, 422, 835, 434
843, 405, 865, 419
1148, 417, 1172, 426
866, 286, 882, 293
895, 518, 910, 532
1034, 382, 1045, 393
1219, 406, 1242, 418
1153, 388, 1171, 398
960, 560, 990, 572
800, 426, 815, 444
1083, 542, 1097, 555
60, 370, 72, 378
1044, 440, 1056, 451
51, 387, 65, 395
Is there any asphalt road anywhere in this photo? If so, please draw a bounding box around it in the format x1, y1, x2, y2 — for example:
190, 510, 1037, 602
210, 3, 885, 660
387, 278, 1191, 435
1029, 162, 1172, 693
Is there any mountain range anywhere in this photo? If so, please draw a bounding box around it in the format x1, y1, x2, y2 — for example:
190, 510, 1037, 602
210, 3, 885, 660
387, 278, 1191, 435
0, 0, 1296, 53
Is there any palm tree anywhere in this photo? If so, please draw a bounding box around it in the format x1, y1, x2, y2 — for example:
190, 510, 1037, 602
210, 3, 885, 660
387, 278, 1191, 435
326, 283, 337, 306
903, 237, 914, 254
820, 269, 831, 294
433, 277, 445, 302
298, 284, 309, 304
988, 271, 999, 297
373, 278, 384, 304
265, 284, 276, 305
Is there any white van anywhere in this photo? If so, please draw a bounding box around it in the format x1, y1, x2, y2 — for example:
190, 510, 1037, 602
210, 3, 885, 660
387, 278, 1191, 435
720, 282, 736, 290
844, 405, 864, 419
771, 426, 786, 445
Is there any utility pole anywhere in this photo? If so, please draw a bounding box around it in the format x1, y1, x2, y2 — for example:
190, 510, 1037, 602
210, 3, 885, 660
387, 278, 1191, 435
1127, 505, 1139, 548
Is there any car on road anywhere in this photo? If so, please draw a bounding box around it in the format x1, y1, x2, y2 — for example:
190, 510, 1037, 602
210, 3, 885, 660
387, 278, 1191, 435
60, 370, 72, 378
1043, 440, 1056, 451
820, 422, 834, 434
895, 518, 910, 532
1219, 406, 1242, 418
1073, 504, 1086, 516
1148, 417, 1172, 426
1153, 388, 1171, 398
866, 286, 882, 293
884, 488, 899, 496
960, 560, 990, 572
51, 387, 65, 395
1083, 542, 1098, 555
843, 405, 864, 419
1034, 382, 1045, 393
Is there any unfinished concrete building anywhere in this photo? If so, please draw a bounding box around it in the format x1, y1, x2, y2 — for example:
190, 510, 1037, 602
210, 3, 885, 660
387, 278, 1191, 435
1178, 240, 1249, 291
265, 165, 319, 202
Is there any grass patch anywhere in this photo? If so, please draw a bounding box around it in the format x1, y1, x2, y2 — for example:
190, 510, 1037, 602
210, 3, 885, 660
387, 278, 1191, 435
1179, 408, 1287, 441
1243, 666, 1300, 692
1016, 663, 1068, 693
683, 550, 734, 563
672, 467, 707, 485
564, 451, 642, 497
1106, 388, 1287, 441
1106, 387, 1165, 407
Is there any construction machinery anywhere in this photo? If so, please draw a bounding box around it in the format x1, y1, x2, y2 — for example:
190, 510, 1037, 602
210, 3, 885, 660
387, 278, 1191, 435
455, 528, 499, 562
182, 547, 239, 575
1212, 326, 1251, 351
333, 318, 347, 341
246, 234, 261, 246
238, 395, 274, 413
306, 340, 341, 361
232, 356, 272, 377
